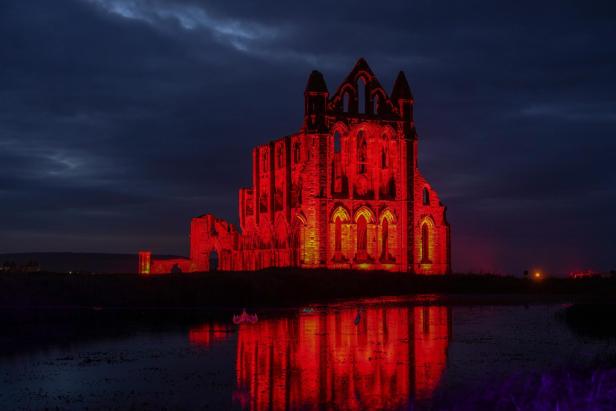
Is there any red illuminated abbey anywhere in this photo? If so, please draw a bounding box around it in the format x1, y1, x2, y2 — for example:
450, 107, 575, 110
139, 58, 450, 274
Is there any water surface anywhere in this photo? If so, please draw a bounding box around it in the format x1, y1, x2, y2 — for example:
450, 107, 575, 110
2, 297, 615, 410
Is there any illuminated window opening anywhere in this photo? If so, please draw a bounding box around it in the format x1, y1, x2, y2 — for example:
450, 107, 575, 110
357, 215, 367, 253
381, 133, 389, 169
421, 223, 431, 264
381, 147, 388, 169
335, 217, 342, 252
331, 206, 350, 261
379, 210, 396, 263
354, 207, 375, 262
381, 218, 388, 259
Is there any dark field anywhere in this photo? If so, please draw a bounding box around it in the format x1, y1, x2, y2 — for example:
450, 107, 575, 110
2, 270, 616, 313
2, 270, 616, 310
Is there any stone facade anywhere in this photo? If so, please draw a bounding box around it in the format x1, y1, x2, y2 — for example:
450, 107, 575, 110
140, 58, 450, 274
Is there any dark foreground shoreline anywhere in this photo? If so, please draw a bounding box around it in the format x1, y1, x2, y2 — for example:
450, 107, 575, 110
2, 269, 615, 313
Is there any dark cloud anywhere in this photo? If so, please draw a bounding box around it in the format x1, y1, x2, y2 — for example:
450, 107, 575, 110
1, 0, 615, 274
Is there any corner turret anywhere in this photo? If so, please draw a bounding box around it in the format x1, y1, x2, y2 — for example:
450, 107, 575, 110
391, 71, 414, 122
304, 70, 329, 132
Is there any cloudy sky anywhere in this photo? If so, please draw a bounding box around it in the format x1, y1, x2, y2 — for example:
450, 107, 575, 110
2, 0, 615, 274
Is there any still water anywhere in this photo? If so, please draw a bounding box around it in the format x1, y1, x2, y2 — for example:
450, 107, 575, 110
2, 297, 615, 410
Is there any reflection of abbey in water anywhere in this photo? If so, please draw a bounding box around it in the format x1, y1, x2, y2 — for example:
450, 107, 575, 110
190, 304, 451, 410
139, 58, 451, 274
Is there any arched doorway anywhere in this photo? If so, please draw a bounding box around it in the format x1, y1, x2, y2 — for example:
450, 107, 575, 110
209, 250, 219, 272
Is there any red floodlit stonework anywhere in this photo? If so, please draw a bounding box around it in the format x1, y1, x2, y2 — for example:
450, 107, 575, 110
139, 58, 451, 274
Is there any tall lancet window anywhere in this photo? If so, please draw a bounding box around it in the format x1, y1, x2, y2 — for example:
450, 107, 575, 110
381, 218, 389, 259
357, 131, 367, 175
381, 134, 388, 169
421, 223, 431, 263
358, 78, 367, 113
334, 131, 341, 153
357, 215, 367, 253
335, 217, 342, 253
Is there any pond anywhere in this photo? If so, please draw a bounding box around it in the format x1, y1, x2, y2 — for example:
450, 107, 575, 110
1, 297, 615, 410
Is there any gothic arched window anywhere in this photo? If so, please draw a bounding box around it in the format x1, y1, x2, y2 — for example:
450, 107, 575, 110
421, 223, 431, 263
373, 93, 381, 115
357, 215, 368, 253
358, 78, 367, 113
423, 187, 430, 205
334, 131, 341, 153
343, 92, 351, 112
335, 217, 342, 252
381, 218, 389, 259
357, 131, 367, 175
381, 134, 389, 169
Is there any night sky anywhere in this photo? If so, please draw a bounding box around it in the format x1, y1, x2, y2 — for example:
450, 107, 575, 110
2, 0, 615, 275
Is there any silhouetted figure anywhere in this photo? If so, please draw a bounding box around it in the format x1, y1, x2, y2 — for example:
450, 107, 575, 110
171, 263, 182, 274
